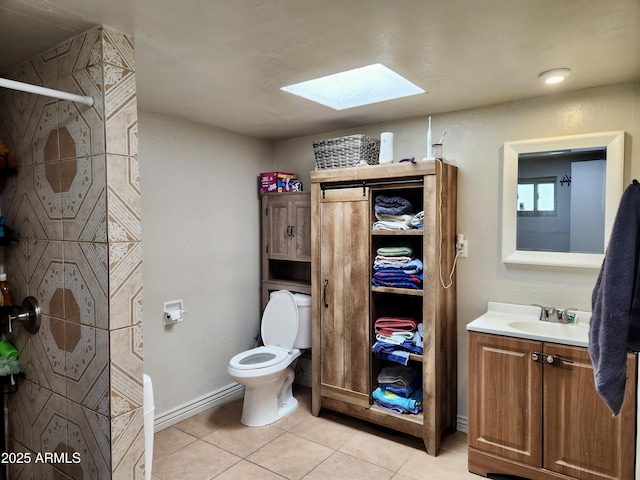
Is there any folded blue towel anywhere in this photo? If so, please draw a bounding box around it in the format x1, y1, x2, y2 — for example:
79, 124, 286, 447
375, 195, 416, 215
373, 258, 423, 274
373, 272, 423, 281
372, 272, 423, 289
398, 339, 423, 355
372, 279, 422, 290
373, 341, 411, 365
380, 370, 422, 397
373, 399, 406, 414
372, 387, 423, 414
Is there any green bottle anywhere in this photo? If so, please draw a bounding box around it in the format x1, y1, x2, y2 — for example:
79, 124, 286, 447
0, 339, 17, 359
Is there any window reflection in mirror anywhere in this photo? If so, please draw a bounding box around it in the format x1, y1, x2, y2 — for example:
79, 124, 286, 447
517, 148, 606, 254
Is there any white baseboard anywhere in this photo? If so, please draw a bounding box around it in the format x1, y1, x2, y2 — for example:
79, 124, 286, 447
457, 415, 468, 433
153, 360, 312, 434
151, 371, 467, 438
153, 383, 245, 433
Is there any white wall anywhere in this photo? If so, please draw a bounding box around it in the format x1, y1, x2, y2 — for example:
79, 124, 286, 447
139, 112, 274, 417
274, 82, 640, 423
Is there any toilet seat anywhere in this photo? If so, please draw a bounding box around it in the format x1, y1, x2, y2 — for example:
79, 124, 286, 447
229, 346, 289, 370
261, 290, 299, 350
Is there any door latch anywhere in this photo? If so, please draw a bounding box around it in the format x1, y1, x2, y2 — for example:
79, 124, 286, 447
323, 279, 329, 308
532, 352, 573, 370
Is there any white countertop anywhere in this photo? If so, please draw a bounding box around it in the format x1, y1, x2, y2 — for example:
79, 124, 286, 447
466, 302, 591, 348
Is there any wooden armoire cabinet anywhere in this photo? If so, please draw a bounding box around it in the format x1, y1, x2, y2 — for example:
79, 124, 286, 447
310, 161, 458, 456
261, 192, 311, 307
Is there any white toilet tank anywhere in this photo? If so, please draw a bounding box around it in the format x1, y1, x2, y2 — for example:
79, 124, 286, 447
292, 293, 311, 349
270, 291, 311, 349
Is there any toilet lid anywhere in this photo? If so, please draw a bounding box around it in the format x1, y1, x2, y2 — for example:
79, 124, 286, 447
261, 290, 299, 350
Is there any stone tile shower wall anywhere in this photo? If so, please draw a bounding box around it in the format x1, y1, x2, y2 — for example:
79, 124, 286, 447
0, 27, 143, 479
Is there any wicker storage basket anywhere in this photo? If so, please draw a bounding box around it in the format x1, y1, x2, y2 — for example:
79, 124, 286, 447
313, 134, 380, 169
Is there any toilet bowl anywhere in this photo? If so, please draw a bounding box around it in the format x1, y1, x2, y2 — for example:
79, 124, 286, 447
228, 290, 311, 427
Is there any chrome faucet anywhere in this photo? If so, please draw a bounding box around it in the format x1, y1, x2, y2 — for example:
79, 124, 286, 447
561, 308, 578, 324
532, 304, 551, 321
532, 304, 543, 320
532, 304, 578, 324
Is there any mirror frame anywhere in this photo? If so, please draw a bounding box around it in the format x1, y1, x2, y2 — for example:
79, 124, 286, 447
502, 131, 624, 268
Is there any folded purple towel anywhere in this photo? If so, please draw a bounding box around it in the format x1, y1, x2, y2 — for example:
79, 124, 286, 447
372, 272, 423, 289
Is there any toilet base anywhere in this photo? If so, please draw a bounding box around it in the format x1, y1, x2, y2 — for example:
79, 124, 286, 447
240, 367, 298, 427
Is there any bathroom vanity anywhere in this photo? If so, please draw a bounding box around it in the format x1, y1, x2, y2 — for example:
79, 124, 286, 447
467, 303, 637, 480
310, 161, 458, 456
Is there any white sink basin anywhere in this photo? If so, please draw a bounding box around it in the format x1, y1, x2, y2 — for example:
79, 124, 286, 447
507, 321, 588, 344
466, 302, 591, 347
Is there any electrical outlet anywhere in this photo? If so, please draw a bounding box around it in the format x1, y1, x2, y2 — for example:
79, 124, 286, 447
456, 234, 468, 258
458, 239, 468, 258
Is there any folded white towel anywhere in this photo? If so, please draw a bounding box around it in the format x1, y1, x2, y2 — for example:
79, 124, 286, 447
375, 212, 415, 225
376, 332, 415, 345
374, 255, 413, 265
373, 221, 411, 230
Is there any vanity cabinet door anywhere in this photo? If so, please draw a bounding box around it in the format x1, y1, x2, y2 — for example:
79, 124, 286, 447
468, 332, 543, 466
317, 187, 370, 407
543, 344, 636, 480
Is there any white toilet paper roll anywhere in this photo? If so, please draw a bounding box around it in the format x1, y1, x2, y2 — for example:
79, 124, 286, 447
165, 310, 182, 321
379, 132, 394, 163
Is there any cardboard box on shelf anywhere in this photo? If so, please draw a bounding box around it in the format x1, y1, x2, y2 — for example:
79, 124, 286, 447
259, 172, 298, 193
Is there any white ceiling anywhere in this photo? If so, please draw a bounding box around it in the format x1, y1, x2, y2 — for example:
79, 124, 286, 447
1, 0, 639, 140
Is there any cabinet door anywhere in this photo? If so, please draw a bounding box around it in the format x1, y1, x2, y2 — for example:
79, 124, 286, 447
291, 200, 311, 262
318, 188, 370, 406
543, 344, 636, 480
265, 198, 293, 260
468, 332, 543, 466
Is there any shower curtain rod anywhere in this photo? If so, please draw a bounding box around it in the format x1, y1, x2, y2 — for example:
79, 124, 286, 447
0, 77, 94, 107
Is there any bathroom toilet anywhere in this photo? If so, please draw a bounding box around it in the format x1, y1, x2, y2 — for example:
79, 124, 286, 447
228, 290, 311, 427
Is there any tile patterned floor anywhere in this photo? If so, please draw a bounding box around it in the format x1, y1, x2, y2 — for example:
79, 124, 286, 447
151, 386, 481, 480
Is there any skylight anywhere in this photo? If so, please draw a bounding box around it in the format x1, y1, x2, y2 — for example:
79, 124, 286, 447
281, 63, 425, 110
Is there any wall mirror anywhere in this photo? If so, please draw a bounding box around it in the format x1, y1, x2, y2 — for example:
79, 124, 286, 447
502, 131, 624, 268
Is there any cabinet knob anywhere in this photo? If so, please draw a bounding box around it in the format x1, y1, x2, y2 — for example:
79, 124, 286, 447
531, 353, 539, 362
546, 355, 555, 364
